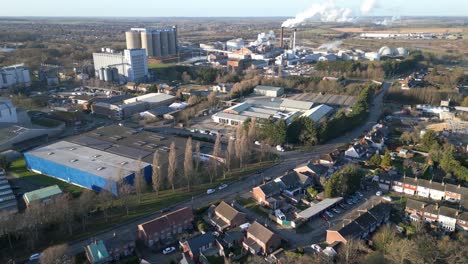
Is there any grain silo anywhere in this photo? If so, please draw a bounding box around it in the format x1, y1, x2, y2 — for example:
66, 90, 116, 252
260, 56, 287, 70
141, 31, 154, 57
160, 31, 169, 57
152, 31, 162, 57
126, 31, 141, 49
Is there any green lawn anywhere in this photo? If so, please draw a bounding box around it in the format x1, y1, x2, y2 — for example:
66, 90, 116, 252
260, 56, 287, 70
9, 158, 83, 196
148, 63, 172, 69
236, 197, 257, 208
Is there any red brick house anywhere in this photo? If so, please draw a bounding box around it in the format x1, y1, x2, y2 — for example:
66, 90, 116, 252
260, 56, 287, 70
252, 181, 281, 209
137, 207, 194, 247
243, 221, 281, 255
180, 233, 216, 261
210, 201, 246, 231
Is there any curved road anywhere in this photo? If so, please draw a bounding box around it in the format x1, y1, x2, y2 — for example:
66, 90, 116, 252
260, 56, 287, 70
66, 82, 391, 255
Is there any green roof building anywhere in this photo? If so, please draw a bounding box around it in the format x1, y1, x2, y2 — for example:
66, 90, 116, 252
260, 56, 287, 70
23, 185, 62, 207
85, 240, 111, 264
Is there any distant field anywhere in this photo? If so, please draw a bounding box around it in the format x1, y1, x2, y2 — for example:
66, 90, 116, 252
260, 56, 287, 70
148, 63, 172, 69
332, 27, 466, 33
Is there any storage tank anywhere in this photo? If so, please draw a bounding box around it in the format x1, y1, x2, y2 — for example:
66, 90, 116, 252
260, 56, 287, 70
125, 31, 141, 49
172, 26, 178, 54
141, 31, 154, 57
168, 30, 176, 55
152, 31, 162, 57
160, 31, 169, 57
98, 68, 105, 81
111, 68, 119, 81
103, 68, 112, 82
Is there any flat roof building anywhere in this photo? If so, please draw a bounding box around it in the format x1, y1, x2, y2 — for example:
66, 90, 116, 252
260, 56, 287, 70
254, 85, 284, 97
93, 49, 148, 82
24, 141, 151, 195
0, 63, 31, 89
23, 185, 63, 207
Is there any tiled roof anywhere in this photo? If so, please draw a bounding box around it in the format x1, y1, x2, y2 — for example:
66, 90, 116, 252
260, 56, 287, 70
258, 181, 281, 197
247, 221, 277, 244
139, 207, 193, 236
185, 233, 215, 254
215, 201, 244, 222
439, 206, 458, 218
406, 199, 426, 210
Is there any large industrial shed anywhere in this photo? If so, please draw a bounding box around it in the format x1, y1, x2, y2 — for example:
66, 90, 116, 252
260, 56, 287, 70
24, 141, 151, 195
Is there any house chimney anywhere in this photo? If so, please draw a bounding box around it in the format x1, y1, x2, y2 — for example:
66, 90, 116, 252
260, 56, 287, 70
280, 27, 284, 48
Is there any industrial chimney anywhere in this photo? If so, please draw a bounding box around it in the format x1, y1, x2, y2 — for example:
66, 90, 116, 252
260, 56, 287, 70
280, 27, 284, 49
293, 28, 297, 51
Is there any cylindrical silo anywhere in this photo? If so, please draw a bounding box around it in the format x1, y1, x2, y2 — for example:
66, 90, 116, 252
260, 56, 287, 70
160, 31, 169, 57
103, 68, 112, 82
152, 31, 162, 57
99, 68, 105, 81
125, 31, 141, 50
111, 68, 119, 81
172, 26, 178, 54
141, 31, 154, 57
168, 30, 176, 55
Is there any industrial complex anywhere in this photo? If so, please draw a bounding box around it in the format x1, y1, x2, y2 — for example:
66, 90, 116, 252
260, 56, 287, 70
126, 27, 178, 58
92, 49, 148, 83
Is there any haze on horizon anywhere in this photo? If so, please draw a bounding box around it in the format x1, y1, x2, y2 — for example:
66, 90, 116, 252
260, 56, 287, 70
0, 0, 467, 18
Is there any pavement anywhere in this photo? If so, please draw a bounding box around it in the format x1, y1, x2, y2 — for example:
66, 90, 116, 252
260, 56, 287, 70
64, 82, 391, 256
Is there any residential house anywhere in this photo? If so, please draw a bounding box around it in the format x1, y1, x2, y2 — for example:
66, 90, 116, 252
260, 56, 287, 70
318, 151, 340, 167
344, 143, 367, 159
180, 233, 217, 261
211, 201, 246, 231
405, 199, 426, 221
243, 221, 281, 255
428, 181, 445, 201
252, 181, 282, 209
105, 233, 136, 261
326, 203, 391, 244
85, 240, 112, 264
416, 179, 431, 198
445, 184, 464, 203
274, 171, 312, 198
402, 177, 418, 195
217, 230, 245, 258
375, 172, 398, 191
137, 207, 194, 247
422, 204, 439, 224
398, 148, 413, 158
438, 206, 458, 231
294, 161, 328, 181
364, 130, 385, 150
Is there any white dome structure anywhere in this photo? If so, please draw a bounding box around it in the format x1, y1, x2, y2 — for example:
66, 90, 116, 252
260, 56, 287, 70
378, 46, 393, 57
395, 47, 409, 57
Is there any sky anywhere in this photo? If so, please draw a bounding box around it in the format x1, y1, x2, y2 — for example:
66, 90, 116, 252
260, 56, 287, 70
0, 0, 466, 17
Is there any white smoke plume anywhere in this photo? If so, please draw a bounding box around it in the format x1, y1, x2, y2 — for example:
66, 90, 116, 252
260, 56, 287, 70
318, 40, 343, 50
374, 15, 400, 26
360, 0, 377, 14
282, 0, 354, 28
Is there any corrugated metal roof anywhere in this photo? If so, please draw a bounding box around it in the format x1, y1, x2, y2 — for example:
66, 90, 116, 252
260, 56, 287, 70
213, 112, 249, 122
280, 99, 314, 111
301, 104, 334, 122
23, 185, 62, 204
298, 197, 343, 219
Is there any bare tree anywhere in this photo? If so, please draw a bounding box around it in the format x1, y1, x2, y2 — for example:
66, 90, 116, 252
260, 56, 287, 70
207, 91, 217, 108
235, 125, 243, 166
247, 117, 257, 143
168, 141, 176, 192
40, 244, 74, 264
194, 141, 201, 173
184, 137, 194, 191
77, 190, 95, 231
225, 138, 235, 175
118, 176, 133, 216
133, 158, 146, 204
210, 134, 221, 182
0, 212, 17, 249
97, 179, 114, 223
151, 152, 162, 198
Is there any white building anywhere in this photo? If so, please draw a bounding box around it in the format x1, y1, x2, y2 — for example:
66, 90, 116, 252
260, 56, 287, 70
253, 85, 284, 97
301, 104, 333, 122
123, 93, 175, 107
0, 64, 31, 89
0, 98, 18, 123
93, 49, 148, 82
226, 38, 245, 51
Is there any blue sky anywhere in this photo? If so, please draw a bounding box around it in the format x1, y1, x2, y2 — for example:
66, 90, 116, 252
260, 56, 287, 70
0, 0, 466, 17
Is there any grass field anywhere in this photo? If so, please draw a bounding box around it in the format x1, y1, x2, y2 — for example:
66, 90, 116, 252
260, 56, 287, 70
9, 159, 83, 196
148, 63, 172, 69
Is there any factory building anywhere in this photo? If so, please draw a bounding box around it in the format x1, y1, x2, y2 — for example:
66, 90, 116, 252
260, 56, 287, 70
253, 85, 284, 97
93, 49, 148, 82
126, 27, 178, 58
24, 141, 152, 195
212, 97, 332, 126
0, 63, 31, 89
0, 98, 18, 123
226, 38, 245, 51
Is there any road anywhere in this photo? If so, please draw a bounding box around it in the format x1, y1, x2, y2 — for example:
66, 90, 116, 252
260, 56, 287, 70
66, 82, 391, 255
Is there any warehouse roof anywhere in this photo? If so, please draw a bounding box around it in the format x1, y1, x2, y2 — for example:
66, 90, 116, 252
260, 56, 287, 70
214, 112, 250, 122
23, 185, 62, 205
123, 93, 175, 105
301, 104, 333, 122
298, 197, 343, 219
254, 85, 283, 92
280, 99, 314, 111
26, 141, 150, 180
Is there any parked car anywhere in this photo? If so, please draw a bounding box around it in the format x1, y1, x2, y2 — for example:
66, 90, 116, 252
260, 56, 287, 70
207, 189, 216, 194
356, 192, 364, 198
382, 196, 392, 202
254, 141, 261, 146
218, 184, 228, 190
276, 145, 285, 152
376, 191, 382, 196
320, 213, 330, 221
311, 244, 323, 252
163, 246, 176, 255
325, 211, 334, 218
346, 199, 354, 205
29, 253, 42, 261
332, 208, 341, 214
339, 203, 348, 209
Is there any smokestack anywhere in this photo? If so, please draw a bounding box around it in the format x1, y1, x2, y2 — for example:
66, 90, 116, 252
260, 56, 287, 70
293, 29, 297, 51
280, 27, 284, 48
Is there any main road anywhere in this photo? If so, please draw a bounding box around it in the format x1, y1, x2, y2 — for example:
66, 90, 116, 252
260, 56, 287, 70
66, 82, 391, 255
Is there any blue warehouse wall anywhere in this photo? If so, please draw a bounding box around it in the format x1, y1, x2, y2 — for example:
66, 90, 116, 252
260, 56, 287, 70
24, 154, 127, 195
122, 165, 152, 186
